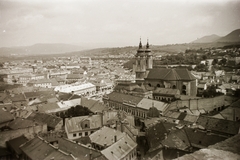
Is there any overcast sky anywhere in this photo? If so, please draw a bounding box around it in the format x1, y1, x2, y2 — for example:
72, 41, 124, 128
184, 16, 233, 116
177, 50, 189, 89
0, 0, 239, 48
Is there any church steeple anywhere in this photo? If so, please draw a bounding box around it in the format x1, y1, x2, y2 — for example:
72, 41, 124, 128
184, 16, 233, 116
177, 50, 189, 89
146, 39, 149, 49
139, 37, 142, 49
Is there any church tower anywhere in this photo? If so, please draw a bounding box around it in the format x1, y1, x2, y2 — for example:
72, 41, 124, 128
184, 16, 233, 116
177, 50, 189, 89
135, 39, 153, 83
146, 39, 153, 69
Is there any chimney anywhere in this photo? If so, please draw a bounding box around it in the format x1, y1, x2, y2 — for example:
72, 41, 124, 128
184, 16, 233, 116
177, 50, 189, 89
120, 122, 123, 132
97, 112, 103, 127
115, 121, 118, 130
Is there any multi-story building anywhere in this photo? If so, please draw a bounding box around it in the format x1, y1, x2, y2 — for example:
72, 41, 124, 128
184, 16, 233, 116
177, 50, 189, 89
18, 74, 45, 85
103, 92, 169, 119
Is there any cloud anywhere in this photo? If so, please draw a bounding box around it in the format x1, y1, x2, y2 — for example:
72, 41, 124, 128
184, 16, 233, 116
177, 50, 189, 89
0, 0, 239, 47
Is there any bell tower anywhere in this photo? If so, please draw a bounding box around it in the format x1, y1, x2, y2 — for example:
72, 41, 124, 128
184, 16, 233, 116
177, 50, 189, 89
146, 39, 153, 69
135, 39, 153, 83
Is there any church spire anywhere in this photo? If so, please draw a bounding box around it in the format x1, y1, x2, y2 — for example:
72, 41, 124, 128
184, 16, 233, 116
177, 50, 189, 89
139, 37, 142, 49
146, 38, 149, 49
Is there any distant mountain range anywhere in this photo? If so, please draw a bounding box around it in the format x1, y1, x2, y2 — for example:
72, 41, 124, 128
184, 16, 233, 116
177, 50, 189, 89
192, 29, 240, 43
0, 43, 84, 56
0, 29, 239, 59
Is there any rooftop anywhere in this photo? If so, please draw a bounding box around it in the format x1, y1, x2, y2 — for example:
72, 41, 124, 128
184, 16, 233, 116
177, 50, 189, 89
58, 138, 105, 160
20, 137, 74, 160
196, 116, 240, 135
101, 134, 137, 160
65, 114, 102, 133
89, 126, 125, 147
6, 135, 28, 155
8, 117, 39, 130
146, 68, 195, 81
27, 112, 62, 128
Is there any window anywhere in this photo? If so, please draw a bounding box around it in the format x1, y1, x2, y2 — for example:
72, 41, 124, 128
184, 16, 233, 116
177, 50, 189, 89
79, 133, 81, 136
85, 132, 88, 136
73, 133, 76, 137
85, 124, 88, 128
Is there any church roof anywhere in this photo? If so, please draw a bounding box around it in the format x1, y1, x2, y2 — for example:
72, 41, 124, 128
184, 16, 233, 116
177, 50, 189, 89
146, 68, 195, 81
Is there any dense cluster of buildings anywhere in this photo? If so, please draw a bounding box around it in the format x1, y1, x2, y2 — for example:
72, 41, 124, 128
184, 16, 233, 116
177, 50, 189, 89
0, 41, 239, 160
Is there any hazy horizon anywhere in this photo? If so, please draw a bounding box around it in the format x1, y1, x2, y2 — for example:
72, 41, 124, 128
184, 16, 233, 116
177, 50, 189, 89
0, 0, 240, 48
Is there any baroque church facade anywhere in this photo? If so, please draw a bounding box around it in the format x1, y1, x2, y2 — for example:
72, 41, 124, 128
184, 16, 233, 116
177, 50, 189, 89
133, 40, 197, 96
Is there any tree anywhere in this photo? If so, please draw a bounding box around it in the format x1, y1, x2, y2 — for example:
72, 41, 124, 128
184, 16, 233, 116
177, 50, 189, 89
195, 63, 208, 72
147, 106, 160, 118
212, 59, 218, 65
202, 85, 220, 98
65, 105, 93, 118
218, 58, 227, 66
82, 66, 88, 71
202, 55, 207, 60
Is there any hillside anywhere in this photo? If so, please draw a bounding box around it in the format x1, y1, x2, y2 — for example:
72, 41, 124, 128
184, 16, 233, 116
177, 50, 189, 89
191, 29, 240, 44
192, 34, 220, 43
1, 29, 239, 60
69, 42, 237, 57
0, 43, 84, 57
216, 29, 240, 43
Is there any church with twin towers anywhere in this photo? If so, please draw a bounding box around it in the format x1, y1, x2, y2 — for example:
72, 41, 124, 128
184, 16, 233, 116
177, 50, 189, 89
133, 39, 197, 96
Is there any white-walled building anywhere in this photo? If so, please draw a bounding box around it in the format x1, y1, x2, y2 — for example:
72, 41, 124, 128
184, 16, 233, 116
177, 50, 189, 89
65, 114, 103, 140
54, 82, 96, 96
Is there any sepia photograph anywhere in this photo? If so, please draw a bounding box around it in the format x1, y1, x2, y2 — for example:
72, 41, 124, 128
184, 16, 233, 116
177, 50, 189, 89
0, 0, 240, 159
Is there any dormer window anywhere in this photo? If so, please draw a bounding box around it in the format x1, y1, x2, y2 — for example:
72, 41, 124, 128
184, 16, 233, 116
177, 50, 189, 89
81, 119, 90, 129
